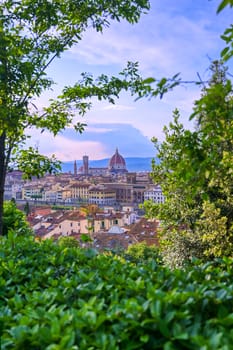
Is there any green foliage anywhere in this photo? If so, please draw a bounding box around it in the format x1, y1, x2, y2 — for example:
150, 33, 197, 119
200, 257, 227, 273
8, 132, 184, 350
23, 201, 30, 216
217, 0, 233, 13
125, 242, 161, 263
2, 201, 32, 236
13, 148, 61, 180
145, 61, 233, 266
58, 236, 80, 248
218, 1, 233, 60
1, 236, 233, 349
80, 233, 92, 243
196, 201, 233, 258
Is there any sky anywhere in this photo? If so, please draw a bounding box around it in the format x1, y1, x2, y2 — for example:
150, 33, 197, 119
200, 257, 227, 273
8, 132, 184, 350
29, 0, 233, 161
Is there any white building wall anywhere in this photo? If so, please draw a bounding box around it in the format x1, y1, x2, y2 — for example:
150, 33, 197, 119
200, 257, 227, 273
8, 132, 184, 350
44, 218, 89, 238
144, 185, 165, 204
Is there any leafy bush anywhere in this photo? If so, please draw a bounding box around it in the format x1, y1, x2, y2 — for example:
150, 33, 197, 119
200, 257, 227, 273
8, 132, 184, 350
2, 201, 32, 236
1, 236, 233, 349
125, 242, 161, 263
58, 236, 80, 248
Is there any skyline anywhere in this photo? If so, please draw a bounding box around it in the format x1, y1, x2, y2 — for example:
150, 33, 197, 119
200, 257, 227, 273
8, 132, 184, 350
28, 0, 233, 160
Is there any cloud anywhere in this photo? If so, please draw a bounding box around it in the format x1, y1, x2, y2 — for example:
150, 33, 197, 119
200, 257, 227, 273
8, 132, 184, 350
28, 1, 233, 162
102, 104, 135, 111
47, 139, 108, 161
25, 129, 109, 161
26, 123, 155, 161
67, 123, 155, 157
67, 0, 229, 79
68, 23, 174, 73
85, 125, 114, 133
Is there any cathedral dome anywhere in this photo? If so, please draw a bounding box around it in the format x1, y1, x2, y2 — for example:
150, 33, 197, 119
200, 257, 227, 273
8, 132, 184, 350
108, 148, 127, 173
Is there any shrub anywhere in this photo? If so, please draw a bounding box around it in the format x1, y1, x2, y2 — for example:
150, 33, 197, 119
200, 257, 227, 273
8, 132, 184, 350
125, 242, 161, 263
58, 236, 80, 248
2, 201, 32, 236
1, 236, 233, 349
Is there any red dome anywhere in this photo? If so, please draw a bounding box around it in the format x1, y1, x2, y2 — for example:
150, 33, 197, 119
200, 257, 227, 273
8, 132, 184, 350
108, 148, 126, 172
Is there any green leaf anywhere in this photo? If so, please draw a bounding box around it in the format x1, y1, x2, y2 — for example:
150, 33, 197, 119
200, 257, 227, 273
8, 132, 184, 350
217, 0, 233, 13
80, 233, 92, 242
221, 47, 230, 57
142, 77, 156, 84
209, 333, 223, 348
172, 323, 189, 340
140, 334, 149, 343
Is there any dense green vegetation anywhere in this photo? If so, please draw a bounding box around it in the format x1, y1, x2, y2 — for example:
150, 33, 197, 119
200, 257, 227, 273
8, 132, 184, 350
143, 61, 233, 268
2, 201, 31, 237
1, 236, 233, 350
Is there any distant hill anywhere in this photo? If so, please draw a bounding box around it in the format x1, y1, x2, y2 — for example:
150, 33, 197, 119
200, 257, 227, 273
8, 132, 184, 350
62, 157, 157, 173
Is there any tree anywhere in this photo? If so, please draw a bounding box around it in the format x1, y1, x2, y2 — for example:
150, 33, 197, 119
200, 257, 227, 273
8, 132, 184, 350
144, 61, 233, 266
24, 201, 30, 216
0, 0, 153, 235
141, 0, 233, 266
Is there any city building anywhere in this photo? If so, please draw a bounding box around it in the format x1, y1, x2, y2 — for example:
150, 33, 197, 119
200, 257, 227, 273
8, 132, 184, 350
144, 185, 165, 204
68, 182, 90, 202
7, 147, 163, 212
88, 185, 116, 206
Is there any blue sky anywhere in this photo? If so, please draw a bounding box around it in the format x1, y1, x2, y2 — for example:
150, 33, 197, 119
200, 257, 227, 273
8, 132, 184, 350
30, 0, 233, 161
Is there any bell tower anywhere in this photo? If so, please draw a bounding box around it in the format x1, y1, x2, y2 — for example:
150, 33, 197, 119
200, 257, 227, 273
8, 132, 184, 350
74, 160, 77, 176
83, 155, 89, 175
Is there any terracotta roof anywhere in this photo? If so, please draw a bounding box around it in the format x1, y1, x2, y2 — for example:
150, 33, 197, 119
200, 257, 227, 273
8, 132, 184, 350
127, 218, 159, 246
93, 231, 137, 251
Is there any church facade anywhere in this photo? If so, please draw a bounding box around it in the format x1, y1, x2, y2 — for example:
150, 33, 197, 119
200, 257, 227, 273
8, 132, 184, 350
75, 148, 128, 176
